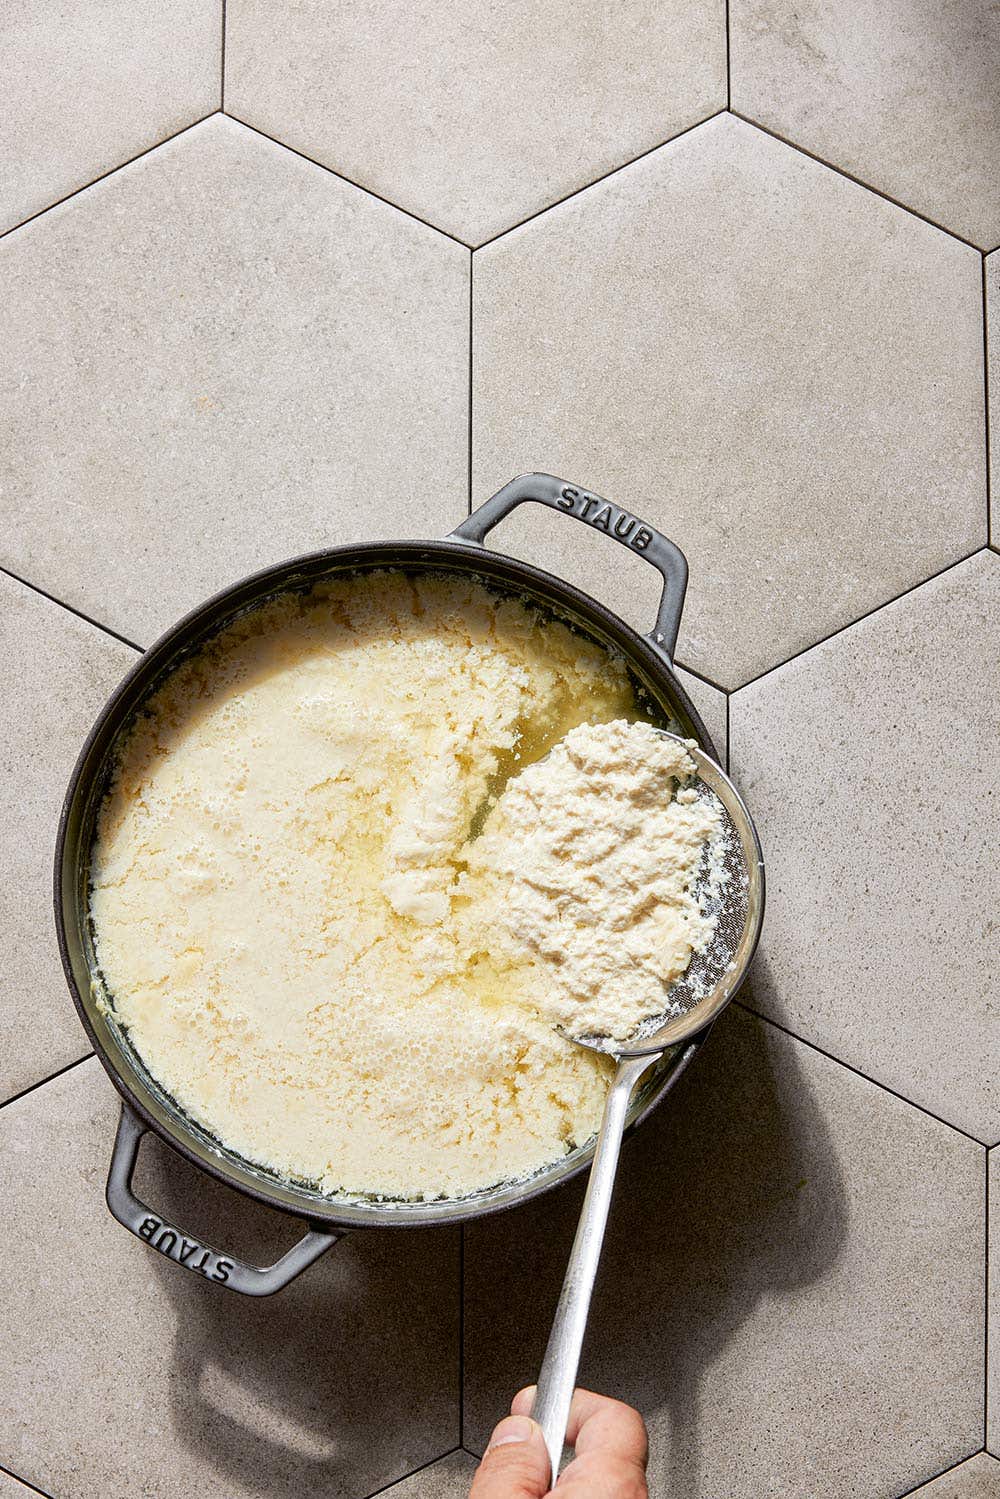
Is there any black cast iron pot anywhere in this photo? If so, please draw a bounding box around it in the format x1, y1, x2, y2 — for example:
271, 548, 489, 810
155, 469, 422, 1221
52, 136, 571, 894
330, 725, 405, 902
55, 472, 721, 1295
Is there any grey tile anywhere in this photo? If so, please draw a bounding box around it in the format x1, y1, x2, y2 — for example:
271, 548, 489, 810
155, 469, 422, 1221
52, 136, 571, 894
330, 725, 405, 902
472, 114, 985, 689
0, 1060, 459, 1499
730, 551, 1000, 1139
988, 252, 999, 544
675, 667, 726, 764
911, 1455, 1000, 1497
463, 1006, 984, 1497
0, 1471, 41, 1497
225, 0, 726, 246
383, 1451, 476, 1497
0, 575, 135, 1103
0, 115, 469, 647
730, 0, 1000, 249
990, 1148, 999, 1456
0, 0, 219, 235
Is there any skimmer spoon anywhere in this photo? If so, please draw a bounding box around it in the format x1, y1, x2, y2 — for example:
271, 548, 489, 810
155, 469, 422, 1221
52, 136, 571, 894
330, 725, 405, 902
529, 731, 765, 1483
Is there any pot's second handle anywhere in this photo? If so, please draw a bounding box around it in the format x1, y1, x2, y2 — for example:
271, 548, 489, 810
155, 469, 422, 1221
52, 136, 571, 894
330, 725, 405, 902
448, 473, 688, 662
106, 1104, 340, 1296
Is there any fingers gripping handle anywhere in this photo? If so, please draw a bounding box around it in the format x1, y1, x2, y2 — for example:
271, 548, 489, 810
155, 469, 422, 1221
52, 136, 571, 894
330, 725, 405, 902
449, 474, 688, 663
106, 1104, 340, 1296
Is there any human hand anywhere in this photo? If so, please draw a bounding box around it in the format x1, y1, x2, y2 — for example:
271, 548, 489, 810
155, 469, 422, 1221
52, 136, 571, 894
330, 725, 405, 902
469, 1386, 648, 1497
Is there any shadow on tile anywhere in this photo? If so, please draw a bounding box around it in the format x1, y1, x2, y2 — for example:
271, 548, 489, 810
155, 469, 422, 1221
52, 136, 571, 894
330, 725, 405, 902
464, 1000, 849, 1495
134, 1139, 459, 1497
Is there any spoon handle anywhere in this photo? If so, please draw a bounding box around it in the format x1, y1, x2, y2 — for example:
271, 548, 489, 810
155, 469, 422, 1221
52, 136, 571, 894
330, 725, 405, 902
530, 1051, 659, 1483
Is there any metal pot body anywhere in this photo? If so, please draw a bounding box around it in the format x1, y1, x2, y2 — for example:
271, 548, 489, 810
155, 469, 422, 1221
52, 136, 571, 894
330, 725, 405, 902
55, 474, 715, 1293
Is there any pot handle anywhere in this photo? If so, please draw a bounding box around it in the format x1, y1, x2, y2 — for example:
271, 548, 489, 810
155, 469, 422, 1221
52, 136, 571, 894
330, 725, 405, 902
448, 473, 688, 663
106, 1103, 341, 1296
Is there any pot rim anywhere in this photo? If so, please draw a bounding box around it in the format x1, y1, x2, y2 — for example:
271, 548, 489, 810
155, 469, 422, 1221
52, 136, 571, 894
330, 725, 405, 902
54, 531, 719, 1231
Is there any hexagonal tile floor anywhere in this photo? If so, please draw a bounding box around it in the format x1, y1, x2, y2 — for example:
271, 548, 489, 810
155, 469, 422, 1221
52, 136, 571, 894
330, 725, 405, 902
225, 0, 726, 245
0, 1473, 42, 1497
463, 1006, 984, 1498
729, 551, 1000, 1140
0, 575, 136, 1105
471, 112, 984, 690
0, 115, 469, 647
0, 0, 219, 236
730, 0, 1000, 250
910, 1454, 1000, 1497
0, 1062, 460, 1498
0, 3, 995, 1496
382, 1452, 478, 1498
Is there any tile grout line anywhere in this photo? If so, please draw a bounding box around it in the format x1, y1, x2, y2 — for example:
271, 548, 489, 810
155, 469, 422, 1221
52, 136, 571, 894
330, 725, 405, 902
458, 1226, 466, 1449
0, 564, 142, 654
724, 0, 732, 110
468, 249, 475, 515
223, 111, 473, 249
730, 109, 983, 252
724, 690, 731, 775
473, 107, 727, 251
220, 0, 227, 111
736, 999, 989, 1146
894, 1450, 984, 1499
0, 1459, 55, 1499
983, 253, 993, 550
0, 1053, 94, 1117
0, 113, 218, 245
360, 1446, 463, 1499
730, 547, 987, 697
674, 657, 730, 697
986, 1148, 991, 1450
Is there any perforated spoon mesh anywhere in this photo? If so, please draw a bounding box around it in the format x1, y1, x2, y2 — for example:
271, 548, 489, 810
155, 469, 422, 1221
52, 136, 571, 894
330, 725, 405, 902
574, 733, 764, 1058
